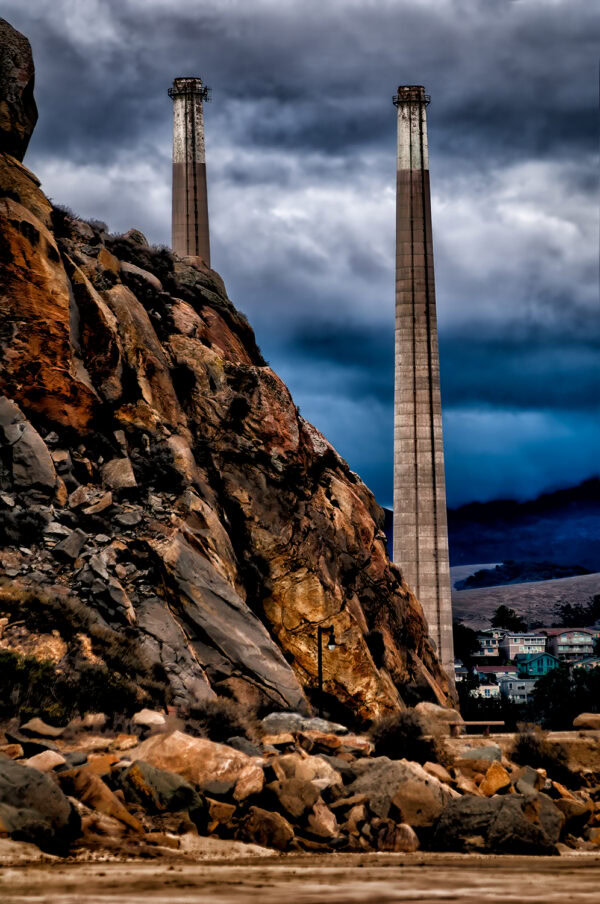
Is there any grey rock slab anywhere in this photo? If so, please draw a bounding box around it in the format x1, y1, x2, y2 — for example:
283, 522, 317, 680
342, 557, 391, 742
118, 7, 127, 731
432, 794, 560, 856
0, 399, 56, 491
44, 521, 71, 540
345, 757, 457, 819
52, 528, 87, 562
0, 758, 80, 853
115, 509, 143, 527
151, 531, 308, 713
261, 712, 348, 736
460, 744, 502, 762
102, 457, 137, 491
227, 737, 263, 758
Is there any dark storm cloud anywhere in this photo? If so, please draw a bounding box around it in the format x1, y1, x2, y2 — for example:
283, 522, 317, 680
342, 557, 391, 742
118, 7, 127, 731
3, 0, 598, 507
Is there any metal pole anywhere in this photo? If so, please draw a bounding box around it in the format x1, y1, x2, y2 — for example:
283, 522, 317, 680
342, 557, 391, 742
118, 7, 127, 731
317, 627, 323, 718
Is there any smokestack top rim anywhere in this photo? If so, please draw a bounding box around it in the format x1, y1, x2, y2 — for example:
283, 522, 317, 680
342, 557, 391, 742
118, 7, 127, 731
393, 85, 430, 106
168, 77, 210, 100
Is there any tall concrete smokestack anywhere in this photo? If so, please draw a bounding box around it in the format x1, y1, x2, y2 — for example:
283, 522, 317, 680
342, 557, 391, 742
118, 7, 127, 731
392, 85, 454, 674
168, 77, 211, 265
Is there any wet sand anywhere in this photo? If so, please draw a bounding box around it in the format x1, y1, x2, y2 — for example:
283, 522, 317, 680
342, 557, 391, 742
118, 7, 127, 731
2, 852, 600, 904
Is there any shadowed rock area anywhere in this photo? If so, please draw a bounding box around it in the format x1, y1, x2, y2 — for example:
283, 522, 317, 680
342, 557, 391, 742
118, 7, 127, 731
0, 18, 38, 161
0, 16, 451, 725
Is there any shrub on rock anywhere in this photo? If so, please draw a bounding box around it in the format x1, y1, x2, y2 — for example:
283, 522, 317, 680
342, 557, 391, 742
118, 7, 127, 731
368, 711, 449, 765
511, 727, 575, 786
185, 698, 259, 744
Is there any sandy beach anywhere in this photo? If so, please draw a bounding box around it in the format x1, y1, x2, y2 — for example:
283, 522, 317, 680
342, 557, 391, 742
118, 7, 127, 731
2, 852, 600, 904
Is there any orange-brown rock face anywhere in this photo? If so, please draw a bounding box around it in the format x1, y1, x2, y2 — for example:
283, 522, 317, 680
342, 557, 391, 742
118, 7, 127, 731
0, 27, 451, 723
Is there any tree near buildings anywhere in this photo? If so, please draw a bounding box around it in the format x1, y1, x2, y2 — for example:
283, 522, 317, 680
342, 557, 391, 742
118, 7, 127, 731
491, 605, 527, 632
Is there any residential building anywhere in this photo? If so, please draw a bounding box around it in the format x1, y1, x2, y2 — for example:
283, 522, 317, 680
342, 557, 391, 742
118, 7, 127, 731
475, 665, 518, 681
515, 652, 559, 677
570, 656, 600, 671
499, 677, 537, 704
540, 628, 595, 662
470, 683, 500, 699
475, 629, 504, 657
454, 661, 468, 682
499, 632, 546, 661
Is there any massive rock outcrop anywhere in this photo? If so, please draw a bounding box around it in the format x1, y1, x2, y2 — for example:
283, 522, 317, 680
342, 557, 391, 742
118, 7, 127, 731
0, 17, 450, 724
0, 18, 38, 161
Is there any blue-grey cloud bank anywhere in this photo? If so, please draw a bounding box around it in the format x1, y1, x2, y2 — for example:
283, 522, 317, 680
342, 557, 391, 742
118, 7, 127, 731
8, 0, 599, 507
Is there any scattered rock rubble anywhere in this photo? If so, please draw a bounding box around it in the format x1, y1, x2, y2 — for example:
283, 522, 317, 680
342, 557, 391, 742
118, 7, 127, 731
2, 710, 600, 860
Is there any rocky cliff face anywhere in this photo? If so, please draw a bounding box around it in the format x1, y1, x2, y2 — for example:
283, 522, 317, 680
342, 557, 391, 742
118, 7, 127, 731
0, 18, 450, 725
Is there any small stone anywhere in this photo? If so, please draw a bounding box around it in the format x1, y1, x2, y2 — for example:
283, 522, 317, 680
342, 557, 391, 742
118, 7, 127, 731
81, 713, 108, 731
307, 798, 338, 838
52, 528, 88, 562
95, 534, 111, 544
123, 228, 149, 246
44, 521, 71, 540
20, 717, 65, 739
23, 750, 66, 772
82, 491, 113, 515
0, 743, 24, 759
51, 449, 72, 473
237, 806, 294, 851
0, 493, 15, 507
207, 797, 236, 830
261, 733, 296, 749
69, 485, 96, 509
54, 478, 68, 507
375, 820, 419, 852
113, 430, 128, 454
115, 510, 143, 527
44, 432, 59, 446
233, 763, 264, 802
226, 736, 263, 758
132, 708, 167, 730
102, 457, 137, 491
424, 762, 454, 784
479, 762, 511, 797
573, 713, 600, 730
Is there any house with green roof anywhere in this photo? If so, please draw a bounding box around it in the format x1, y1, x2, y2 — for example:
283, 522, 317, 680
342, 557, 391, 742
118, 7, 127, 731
515, 652, 560, 677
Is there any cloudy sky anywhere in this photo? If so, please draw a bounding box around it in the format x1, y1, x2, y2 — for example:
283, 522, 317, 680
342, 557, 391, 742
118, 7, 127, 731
7, 0, 599, 508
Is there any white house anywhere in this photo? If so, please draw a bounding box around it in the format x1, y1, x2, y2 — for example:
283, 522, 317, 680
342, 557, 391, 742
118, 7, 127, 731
499, 677, 537, 704
470, 683, 501, 699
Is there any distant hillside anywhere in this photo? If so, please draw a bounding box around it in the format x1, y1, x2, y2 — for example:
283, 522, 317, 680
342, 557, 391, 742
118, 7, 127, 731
384, 478, 600, 573
455, 560, 591, 590
452, 572, 600, 631
447, 478, 600, 572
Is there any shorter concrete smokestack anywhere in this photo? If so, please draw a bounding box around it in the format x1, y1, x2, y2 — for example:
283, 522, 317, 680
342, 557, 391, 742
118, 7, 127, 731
168, 76, 211, 265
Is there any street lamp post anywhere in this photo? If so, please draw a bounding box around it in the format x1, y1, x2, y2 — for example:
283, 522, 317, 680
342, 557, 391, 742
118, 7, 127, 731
317, 625, 336, 718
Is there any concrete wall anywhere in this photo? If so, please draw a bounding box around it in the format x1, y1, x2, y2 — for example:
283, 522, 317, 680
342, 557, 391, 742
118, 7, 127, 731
393, 86, 454, 674
171, 78, 210, 265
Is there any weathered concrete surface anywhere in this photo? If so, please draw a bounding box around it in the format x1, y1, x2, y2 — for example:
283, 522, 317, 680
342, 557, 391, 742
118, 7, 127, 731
393, 85, 454, 674
2, 854, 600, 902
170, 77, 210, 265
